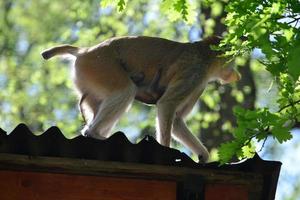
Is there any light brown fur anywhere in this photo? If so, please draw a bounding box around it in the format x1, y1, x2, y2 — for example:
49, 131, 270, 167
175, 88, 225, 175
41, 36, 240, 162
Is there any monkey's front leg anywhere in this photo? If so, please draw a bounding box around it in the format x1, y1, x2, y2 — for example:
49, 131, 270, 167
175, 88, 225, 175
173, 117, 209, 163
155, 75, 193, 147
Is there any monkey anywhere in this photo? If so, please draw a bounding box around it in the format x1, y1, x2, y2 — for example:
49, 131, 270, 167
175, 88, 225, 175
41, 36, 241, 163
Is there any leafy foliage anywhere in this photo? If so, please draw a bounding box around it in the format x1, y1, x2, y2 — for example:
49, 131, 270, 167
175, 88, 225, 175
214, 0, 299, 163
219, 106, 293, 162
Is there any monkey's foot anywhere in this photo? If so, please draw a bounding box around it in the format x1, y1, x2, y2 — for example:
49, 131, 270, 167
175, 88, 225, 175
198, 155, 207, 164
81, 125, 91, 137
81, 126, 107, 140
198, 149, 210, 163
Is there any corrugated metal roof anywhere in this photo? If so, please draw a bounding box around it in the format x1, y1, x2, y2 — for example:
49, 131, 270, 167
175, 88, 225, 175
0, 123, 281, 199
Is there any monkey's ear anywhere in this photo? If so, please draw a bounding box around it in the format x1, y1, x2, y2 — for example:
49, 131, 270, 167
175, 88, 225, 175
220, 68, 241, 84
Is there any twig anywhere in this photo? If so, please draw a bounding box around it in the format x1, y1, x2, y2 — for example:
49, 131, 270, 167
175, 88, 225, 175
244, 129, 260, 146
258, 137, 268, 152
294, 19, 300, 28
278, 99, 300, 113
286, 17, 300, 25
267, 79, 274, 93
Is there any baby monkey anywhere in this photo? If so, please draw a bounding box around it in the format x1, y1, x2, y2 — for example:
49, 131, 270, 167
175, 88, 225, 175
41, 36, 240, 162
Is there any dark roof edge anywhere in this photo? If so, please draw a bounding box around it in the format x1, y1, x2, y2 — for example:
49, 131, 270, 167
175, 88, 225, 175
0, 123, 281, 199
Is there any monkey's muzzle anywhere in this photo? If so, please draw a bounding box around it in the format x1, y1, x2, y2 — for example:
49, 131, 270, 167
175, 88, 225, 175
220, 68, 241, 84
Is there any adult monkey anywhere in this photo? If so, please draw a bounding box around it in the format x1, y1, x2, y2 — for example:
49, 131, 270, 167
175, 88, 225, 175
41, 36, 240, 162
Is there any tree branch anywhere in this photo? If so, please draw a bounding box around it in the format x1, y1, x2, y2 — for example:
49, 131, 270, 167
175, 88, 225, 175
278, 99, 300, 113
286, 16, 300, 25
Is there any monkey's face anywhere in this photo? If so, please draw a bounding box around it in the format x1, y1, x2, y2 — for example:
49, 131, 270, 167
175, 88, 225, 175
219, 67, 241, 84
209, 58, 241, 84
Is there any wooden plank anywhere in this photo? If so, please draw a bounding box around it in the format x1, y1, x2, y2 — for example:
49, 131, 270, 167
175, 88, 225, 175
0, 170, 176, 200
0, 153, 263, 198
205, 184, 248, 200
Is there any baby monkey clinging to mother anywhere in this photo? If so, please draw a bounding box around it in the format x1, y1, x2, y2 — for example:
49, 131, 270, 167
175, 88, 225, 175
41, 36, 241, 162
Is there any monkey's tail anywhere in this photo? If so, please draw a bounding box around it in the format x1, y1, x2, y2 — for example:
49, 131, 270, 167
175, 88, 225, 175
41, 45, 79, 60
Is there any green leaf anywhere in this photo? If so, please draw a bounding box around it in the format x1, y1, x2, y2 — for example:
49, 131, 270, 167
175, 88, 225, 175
174, 0, 188, 20
271, 2, 281, 14
233, 126, 245, 138
244, 109, 260, 120
218, 141, 241, 164
241, 144, 255, 159
272, 126, 293, 143
255, 132, 269, 142
117, 0, 126, 11
284, 28, 294, 42
233, 106, 245, 115
287, 46, 300, 81
266, 63, 285, 76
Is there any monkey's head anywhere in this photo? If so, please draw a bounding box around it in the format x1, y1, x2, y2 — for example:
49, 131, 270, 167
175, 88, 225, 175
202, 36, 241, 84
207, 58, 241, 85
218, 66, 241, 84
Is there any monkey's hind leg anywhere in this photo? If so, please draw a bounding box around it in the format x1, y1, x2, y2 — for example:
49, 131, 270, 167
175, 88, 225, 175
79, 93, 101, 125
81, 82, 136, 139
79, 93, 88, 124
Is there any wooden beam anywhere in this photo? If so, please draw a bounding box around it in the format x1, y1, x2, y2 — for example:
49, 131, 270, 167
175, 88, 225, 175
0, 153, 263, 192
0, 170, 176, 200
